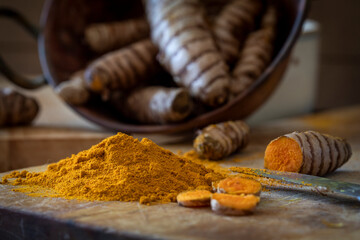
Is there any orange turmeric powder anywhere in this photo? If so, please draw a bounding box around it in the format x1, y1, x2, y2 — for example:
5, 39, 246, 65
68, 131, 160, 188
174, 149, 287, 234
1, 133, 224, 204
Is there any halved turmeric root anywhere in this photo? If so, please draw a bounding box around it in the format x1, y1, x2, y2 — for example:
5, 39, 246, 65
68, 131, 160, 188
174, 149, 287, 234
264, 131, 352, 176
217, 177, 261, 196
177, 190, 212, 207
211, 193, 260, 216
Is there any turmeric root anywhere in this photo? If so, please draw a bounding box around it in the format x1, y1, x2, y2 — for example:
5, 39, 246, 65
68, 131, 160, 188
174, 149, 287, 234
112, 86, 193, 124
193, 120, 250, 160
217, 177, 262, 196
146, 0, 230, 106
213, 0, 263, 64
84, 39, 158, 95
231, 5, 277, 97
211, 193, 260, 216
55, 70, 90, 105
0, 88, 39, 126
85, 18, 150, 53
177, 190, 212, 207
264, 131, 352, 176
203, 0, 231, 24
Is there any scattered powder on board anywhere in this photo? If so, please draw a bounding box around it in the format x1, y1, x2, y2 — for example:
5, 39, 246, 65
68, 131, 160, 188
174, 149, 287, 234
1, 133, 224, 204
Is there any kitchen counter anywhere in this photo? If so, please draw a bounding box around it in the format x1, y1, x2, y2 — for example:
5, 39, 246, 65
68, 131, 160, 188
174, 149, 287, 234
0, 105, 360, 240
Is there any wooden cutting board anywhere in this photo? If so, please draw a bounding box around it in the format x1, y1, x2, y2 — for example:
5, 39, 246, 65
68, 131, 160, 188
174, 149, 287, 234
0, 126, 112, 172
1, 106, 360, 240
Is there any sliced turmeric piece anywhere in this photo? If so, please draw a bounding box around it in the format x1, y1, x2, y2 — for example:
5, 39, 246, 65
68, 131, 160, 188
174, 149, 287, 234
177, 190, 212, 207
145, 0, 230, 106
194, 120, 250, 160
217, 177, 261, 196
264, 131, 352, 176
211, 193, 260, 216
85, 18, 150, 53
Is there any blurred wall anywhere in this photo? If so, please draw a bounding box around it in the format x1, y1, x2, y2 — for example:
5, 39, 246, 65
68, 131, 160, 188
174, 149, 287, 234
309, 0, 360, 110
0, 0, 44, 75
0, 0, 359, 111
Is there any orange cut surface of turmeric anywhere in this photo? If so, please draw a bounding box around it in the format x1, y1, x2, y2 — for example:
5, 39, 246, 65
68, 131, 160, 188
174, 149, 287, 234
264, 136, 303, 172
217, 177, 262, 196
211, 193, 260, 216
177, 190, 212, 207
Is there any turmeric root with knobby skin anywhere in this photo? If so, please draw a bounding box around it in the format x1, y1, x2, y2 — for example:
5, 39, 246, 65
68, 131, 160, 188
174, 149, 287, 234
0, 88, 39, 126
146, 0, 230, 106
203, 0, 231, 24
211, 193, 260, 216
55, 70, 90, 105
85, 18, 150, 53
177, 190, 212, 207
213, 0, 263, 64
111, 86, 193, 124
217, 177, 262, 196
264, 131, 352, 176
84, 39, 158, 96
194, 120, 250, 160
231, 5, 277, 97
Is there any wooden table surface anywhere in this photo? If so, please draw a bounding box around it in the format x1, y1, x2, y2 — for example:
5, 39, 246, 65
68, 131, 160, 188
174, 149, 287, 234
1, 105, 360, 240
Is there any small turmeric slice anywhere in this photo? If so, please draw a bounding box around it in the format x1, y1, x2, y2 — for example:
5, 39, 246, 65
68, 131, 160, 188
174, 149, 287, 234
194, 120, 250, 160
177, 190, 212, 207
264, 131, 352, 176
217, 177, 261, 196
211, 193, 260, 216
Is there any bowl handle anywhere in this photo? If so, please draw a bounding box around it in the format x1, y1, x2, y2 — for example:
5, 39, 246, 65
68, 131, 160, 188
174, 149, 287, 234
0, 8, 46, 89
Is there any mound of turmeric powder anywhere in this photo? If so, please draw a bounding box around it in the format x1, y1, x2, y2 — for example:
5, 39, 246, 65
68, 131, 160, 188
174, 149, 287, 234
1, 133, 223, 204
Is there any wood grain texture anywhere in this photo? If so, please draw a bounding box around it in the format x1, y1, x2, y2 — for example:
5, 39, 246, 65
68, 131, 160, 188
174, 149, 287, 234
0, 127, 111, 172
0, 105, 360, 239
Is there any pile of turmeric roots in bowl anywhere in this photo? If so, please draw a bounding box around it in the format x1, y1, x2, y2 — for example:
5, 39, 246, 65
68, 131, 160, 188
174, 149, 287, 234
56, 0, 278, 125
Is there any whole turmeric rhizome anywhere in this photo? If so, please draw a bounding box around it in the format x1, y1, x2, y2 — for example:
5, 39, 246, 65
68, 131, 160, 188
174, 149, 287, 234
177, 177, 261, 216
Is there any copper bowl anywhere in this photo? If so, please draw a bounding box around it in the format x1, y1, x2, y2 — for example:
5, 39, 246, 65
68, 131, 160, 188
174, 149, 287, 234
39, 0, 309, 134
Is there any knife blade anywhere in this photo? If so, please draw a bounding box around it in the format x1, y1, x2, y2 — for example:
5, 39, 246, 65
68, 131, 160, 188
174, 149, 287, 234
231, 167, 360, 202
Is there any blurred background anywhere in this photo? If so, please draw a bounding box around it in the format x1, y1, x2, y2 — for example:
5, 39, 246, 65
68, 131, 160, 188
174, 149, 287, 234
0, 0, 359, 127
0, 0, 359, 171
